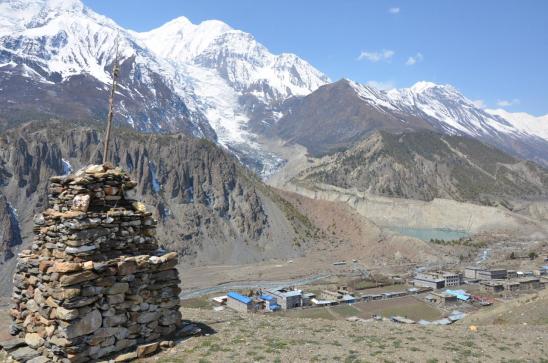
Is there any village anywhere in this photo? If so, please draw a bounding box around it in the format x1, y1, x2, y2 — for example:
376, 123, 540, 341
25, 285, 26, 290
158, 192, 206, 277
203, 261, 548, 326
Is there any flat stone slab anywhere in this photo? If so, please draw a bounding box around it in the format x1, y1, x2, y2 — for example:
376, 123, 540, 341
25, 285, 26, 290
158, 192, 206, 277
0, 338, 26, 351
27, 356, 50, 363
10, 346, 40, 361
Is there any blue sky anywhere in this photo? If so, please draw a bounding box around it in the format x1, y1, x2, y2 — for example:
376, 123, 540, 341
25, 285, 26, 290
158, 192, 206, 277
84, 0, 548, 115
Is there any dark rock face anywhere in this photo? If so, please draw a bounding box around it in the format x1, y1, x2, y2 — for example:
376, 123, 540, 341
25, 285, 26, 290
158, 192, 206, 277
296, 130, 548, 206
273, 79, 433, 157
0, 191, 22, 261
0, 121, 310, 291
0, 58, 216, 138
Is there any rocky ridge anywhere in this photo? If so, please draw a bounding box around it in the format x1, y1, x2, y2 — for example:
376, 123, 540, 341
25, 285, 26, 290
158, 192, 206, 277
294, 130, 548, 206
0, 191, 21, 261
273, 79, 548, 166
0, 121, 316, 295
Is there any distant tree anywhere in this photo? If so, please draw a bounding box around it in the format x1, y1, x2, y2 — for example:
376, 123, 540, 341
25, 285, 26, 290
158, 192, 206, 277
509, 252, 516, 260
529, 252, 538, 260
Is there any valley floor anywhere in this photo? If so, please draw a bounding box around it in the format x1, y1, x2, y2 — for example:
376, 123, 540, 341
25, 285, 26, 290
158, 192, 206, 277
143, 293, 548, 363
1, 291, 547, 362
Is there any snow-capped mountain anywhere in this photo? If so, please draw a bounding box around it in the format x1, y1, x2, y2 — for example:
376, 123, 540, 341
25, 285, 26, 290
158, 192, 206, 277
134, 15, 329, 174
385, 82, 548, 165
137, 17, 329, 104
0, 0, 217, 136
275, 79, 548, 166
0, 0, 329, 175
486, 108, 548, 140
346, 80, 548, 165
1, 0, 546, 172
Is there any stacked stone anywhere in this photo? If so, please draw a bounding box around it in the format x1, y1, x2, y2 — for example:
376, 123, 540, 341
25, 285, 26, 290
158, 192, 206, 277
9, 164, 182, 362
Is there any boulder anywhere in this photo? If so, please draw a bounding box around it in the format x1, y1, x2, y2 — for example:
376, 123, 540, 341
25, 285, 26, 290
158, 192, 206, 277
105, 282, 129, 295
72, 194, 91, 212
114, 351, 137, 362
25, 333, 45, 348
64, 309, 102, 339
0, 338, 26, 351
10, 346, 40, 361
53, 262, 82, 273
85, 164, 106, 174
137, 311, 161, 324
132, 202, 146, 213
59, 270, 98, 286
56, 306, 79, 321
65, 244, 97, 254
28, 357, 51, 363
136, 342, 159, 358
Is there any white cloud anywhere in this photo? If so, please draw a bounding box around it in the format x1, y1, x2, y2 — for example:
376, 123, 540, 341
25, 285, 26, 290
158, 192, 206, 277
366, 80, 397, 91
358, 49, 395, 62
496, 98, 520, 107
471, 99, 486, 108
405, 52, 424, 65
388, 7, 400, 14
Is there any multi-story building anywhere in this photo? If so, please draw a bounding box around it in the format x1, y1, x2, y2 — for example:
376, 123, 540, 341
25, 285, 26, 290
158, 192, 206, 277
413, 273, 446, 289
265, 288, 302, 310
478, 268, 507, 280
465, 267, 507, 280
441, 271, 463, 287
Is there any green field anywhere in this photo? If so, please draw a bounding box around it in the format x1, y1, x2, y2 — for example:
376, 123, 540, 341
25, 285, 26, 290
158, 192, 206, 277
279, 307, 337, 320
354, 298, 442, 321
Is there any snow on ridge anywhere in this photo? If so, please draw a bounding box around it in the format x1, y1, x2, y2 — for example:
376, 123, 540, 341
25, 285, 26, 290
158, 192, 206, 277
347, 79, 548, 143
347, 79, 396, 111
136, 16, 232, 62
137, 15, 329, 102
486, 108, 548, 140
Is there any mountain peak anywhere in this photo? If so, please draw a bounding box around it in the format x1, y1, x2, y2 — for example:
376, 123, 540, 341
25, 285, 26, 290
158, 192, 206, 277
137, 16, 233, 62
408, 81, 460, 96
1, 0, 84, 15
161, 15, 193, 28
410, 81, 439, 93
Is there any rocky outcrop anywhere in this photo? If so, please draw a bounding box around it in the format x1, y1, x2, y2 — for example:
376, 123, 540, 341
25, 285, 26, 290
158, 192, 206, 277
0, 121, 314, 287
0, 191, 21, 260
295, 130, 548, 206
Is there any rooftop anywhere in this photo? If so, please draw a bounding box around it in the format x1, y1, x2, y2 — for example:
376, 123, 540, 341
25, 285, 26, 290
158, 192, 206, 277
227, 291, 252, 304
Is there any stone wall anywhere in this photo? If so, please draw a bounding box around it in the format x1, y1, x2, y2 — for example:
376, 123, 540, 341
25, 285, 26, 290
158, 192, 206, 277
9, 165, 182, 362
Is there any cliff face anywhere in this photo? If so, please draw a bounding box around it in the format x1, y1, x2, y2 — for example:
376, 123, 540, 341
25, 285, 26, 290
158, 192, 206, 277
0, 191, 21, 261
0, 121, 313, 273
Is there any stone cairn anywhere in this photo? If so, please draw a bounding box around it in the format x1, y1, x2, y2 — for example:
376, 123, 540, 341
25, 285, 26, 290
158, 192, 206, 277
7, 164, 182, 362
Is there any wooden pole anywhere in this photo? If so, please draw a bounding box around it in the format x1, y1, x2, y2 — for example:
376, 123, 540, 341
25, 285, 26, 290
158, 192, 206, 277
103, 38, 120, 164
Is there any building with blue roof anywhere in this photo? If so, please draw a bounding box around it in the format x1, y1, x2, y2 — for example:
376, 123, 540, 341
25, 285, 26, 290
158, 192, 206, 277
227, 291, 254, 312
445, 289, 470, 301
260, 295, 281, 311
265, 288, 303, 310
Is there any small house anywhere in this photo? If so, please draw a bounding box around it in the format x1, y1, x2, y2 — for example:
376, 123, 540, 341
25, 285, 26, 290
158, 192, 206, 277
480, 280, 504, 293
227, 292, 254, 312
519, 277, 541, 290
427, 291, 457, 304
265, 288, 303, 310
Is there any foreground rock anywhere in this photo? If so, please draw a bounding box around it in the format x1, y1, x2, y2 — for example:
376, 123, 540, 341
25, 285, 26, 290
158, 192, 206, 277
8, 164, 182, 362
